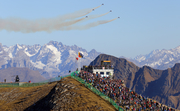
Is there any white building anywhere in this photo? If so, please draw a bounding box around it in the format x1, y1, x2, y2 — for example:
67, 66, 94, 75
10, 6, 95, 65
82, 60, 114, 78
92, 60, 114, 78
93, 67, 114, 77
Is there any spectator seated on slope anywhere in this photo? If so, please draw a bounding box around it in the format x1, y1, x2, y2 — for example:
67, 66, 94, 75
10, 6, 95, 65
75, 70, 176, 111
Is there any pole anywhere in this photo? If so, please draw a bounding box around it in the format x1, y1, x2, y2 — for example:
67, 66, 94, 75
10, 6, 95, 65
79, 57, 81, 72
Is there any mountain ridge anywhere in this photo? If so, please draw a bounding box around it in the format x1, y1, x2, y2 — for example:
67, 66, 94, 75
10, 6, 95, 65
90, 54, 180, 109
128, 45, 180, 70
0, 41, 101, 79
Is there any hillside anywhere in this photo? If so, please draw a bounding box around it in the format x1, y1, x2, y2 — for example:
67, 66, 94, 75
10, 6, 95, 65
0, 82, 57, 110
89, 54, 139, 89
90, 54, 180, 109
0, 77, 116, 111
0, 67, 46, 83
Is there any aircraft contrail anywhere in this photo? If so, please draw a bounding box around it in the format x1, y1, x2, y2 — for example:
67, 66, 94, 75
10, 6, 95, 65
92, 4, 102, 10
53, 17, 86, 31
85, 11, 110, 20
59, 18, 118, 30
0, 4, 118, 33
56, 4, 103, 21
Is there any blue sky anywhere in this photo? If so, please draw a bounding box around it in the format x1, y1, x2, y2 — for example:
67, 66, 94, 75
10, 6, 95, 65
0, 0, 180, 58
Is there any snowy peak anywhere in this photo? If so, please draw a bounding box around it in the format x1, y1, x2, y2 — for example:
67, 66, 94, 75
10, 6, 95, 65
89, 49, 97, 54
88, 49, 101, 59
134, 55, 146, 62
4, 44, 26, 58
29, 44, 62, 70
24, 44, 41, 57
0, 41, 101, 78
172, 45, 180, 53
45, 44, 62, 64
131, 45, 180, 69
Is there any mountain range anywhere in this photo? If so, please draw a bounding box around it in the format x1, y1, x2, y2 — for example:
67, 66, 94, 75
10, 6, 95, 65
0, 41, 180, 109
1, 41, 180, 80
128, 45, 180, 70
0, 41, 101, 79
90, 54, 180, 110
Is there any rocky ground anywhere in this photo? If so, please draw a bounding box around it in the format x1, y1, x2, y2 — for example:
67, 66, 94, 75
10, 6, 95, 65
25, 77, 117, 111
0, 77, 117, 111
0, 82, 57, 111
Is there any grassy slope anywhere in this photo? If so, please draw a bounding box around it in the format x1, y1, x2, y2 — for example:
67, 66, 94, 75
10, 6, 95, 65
0, 82, 57, 110
0, 77, 117, 111
56, 77, 117, 111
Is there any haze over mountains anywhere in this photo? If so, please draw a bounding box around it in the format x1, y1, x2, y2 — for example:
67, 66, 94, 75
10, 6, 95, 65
0, 67, 46, 82
0, 41, 101, 79
90, 54, 180, 110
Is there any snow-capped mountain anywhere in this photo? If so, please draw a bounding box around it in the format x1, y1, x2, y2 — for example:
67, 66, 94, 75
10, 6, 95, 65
129, 45, 180, 69
0, 41, 101, 79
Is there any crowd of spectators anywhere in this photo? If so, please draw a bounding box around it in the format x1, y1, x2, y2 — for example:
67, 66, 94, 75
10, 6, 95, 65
74, 70, 176, 111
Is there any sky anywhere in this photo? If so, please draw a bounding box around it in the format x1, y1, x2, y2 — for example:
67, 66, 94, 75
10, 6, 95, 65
0, 0, 180, 58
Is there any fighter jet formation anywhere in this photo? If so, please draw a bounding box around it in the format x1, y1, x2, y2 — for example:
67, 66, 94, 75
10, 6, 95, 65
0, 3, 120, 32
90, 4, 119, 20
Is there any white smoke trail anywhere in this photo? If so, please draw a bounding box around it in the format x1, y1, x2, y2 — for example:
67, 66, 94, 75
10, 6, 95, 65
0, 5, 103, 33
56, 4, 102, 21
92, 4, 102, 10
53, 17, 86, 31
60, 18, 118, 30
84, 11, 110, 21
67, 11, 110, 26
0, 17, 86, 33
